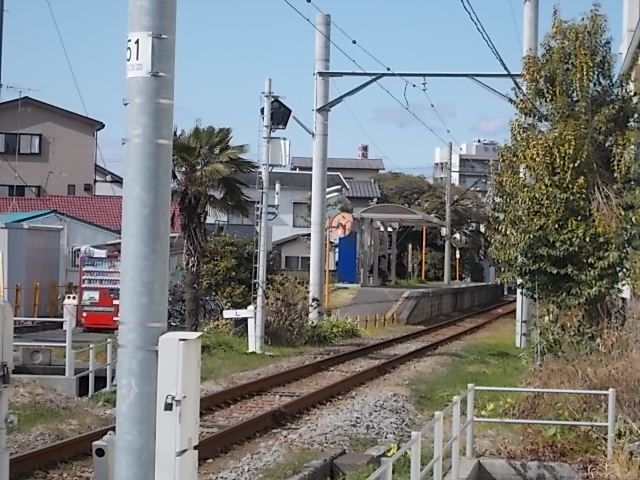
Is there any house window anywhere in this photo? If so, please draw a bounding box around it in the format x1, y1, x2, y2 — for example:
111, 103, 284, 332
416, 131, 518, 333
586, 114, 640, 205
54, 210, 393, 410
67, 184, 76, 195
84, 183, 93, 194
4, 184, 40, 197
284, 256, 310, 271
284, 256, 300, 270
0, 133, 41, 155
293, 202, 310, 228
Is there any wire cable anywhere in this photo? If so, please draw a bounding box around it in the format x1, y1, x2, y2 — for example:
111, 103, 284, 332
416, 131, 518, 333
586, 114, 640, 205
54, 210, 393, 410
507, 0, 522, 52
283, 0, 448, 145
459, 0, 544, 119
45, 0, 116, 195
307, 0, 459, 145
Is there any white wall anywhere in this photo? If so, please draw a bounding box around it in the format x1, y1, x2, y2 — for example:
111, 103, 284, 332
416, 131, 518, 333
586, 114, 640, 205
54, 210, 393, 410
95, 181, 123, 196
23, 214, 120, 285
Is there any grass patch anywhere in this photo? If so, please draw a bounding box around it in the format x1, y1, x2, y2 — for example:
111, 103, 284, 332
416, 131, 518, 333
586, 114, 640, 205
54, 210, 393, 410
9, 401, 70, 433
261, 448, 321, 480
409, 319, 527, 413
200, 333, 306, 382
348, 435, 379, 451
91, 389, 117, 407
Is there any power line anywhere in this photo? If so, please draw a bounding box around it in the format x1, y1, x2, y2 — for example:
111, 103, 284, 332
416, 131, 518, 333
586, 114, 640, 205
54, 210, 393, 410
459, 0, 544, 119
45, 0, 117, 195
507, 0, 522, 52
282, 0, 448, 144
306, 0, 459, 145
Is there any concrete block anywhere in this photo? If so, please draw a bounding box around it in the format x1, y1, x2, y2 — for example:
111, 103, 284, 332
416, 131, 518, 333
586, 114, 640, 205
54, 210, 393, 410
284, 448, 344, 480
13, 374, 78, 397
333, 452, 375, 476
364, 444, 391, 460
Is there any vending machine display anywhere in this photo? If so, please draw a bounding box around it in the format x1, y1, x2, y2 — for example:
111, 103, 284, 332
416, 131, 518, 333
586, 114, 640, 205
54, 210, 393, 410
78, 253, 120, 330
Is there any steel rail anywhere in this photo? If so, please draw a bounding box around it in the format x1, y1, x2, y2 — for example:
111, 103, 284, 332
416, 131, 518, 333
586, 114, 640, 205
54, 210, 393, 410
10, 300, 514, 478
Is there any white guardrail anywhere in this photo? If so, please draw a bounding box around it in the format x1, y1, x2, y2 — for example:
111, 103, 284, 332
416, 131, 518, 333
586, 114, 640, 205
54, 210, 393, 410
367, 384, 616, 480
13, 314, 116, 398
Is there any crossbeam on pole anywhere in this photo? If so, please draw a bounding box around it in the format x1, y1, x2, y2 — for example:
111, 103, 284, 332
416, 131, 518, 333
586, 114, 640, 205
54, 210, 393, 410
318, 71, 521, 79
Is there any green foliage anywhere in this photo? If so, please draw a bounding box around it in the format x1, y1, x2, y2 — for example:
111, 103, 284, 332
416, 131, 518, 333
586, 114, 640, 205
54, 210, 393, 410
91, 389, 117, 407
201, 233, 254, 308
489, 7, 640, 320
309, 315, 361, 345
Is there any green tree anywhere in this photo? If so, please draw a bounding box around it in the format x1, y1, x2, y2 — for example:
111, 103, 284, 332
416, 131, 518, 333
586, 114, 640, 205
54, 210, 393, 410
172, 126, 255, 330
489, 7, 639, 335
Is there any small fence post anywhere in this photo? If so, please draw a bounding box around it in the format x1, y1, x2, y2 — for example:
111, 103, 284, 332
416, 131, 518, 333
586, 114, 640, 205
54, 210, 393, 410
451, 395, 461, 479
410, 431, 421, 480
14, 283, 21, 316
31, 282, 40, 317
88, 344, 96, 397
106, 339, 113, 391
466, 383, 475, 458
355, 315, 360, 328
607, 388, 616, 460
63, 295, 77, 378
374, 314, 379, 328
382, 314, 387, 327
47, 282, 58, 316
364, 316, 369, 329
433, 411, 444, 480
381, 457, 393, 480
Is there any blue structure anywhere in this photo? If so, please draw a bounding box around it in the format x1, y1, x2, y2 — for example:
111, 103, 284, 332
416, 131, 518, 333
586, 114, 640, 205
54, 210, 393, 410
336, 231, 358, 283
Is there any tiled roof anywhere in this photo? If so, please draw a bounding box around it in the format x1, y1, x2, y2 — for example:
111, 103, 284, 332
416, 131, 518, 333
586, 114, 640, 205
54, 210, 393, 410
291, 156, 385, 171
236, 171, 348, 190
0, 196, 180, 233
346, 180, 381, 199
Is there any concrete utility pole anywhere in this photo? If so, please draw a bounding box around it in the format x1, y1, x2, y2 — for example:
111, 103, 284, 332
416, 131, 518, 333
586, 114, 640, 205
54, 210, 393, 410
115, 0, 177, 478
0, 0, 4, 97
444, 142, 453, 286
516, 0, 539, 348
309, 13, 331, 321
255, 77, 272, 354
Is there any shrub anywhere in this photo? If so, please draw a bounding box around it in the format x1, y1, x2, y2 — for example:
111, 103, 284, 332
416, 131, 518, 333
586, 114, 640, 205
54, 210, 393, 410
309, 315, 361, 345
265, 274, 311, 346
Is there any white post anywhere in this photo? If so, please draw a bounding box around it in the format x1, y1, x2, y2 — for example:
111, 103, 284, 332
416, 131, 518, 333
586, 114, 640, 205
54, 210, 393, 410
466, 384, 475, 458
89, 344, 96, 397
308, 13, 331, 321
106, 339, 113, 391
62, 294, 77, 378
433, 411, 444, 480
607, 388, 616, 460
444, 142, 452, 285
410, 431, 421, 480
451, 395, 461, 479
381, 457, 393, 480
255, 78, 272, 354
0, 302, 13, 480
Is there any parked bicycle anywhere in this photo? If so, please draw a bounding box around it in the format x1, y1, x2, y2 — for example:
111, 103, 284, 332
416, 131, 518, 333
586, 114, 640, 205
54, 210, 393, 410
167, 283, 224, 330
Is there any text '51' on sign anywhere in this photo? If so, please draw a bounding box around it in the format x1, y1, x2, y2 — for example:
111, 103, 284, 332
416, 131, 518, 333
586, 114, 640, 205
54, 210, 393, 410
126, 32, 153, 78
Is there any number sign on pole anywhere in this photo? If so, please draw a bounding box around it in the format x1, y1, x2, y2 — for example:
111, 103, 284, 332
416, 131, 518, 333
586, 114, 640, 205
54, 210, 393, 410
126, 32, 153, 78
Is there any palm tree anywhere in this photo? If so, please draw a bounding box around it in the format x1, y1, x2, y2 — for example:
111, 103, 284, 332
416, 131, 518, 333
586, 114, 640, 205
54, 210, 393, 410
172, 125, 255, 330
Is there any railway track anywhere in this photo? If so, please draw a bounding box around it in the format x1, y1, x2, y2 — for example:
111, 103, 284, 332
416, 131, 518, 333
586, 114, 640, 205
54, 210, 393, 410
10, 300, 515, 478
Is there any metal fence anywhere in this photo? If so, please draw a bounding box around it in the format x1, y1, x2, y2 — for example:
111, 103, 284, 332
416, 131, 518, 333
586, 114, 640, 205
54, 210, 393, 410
13, 312, 116, 398
367, 384, 617, 480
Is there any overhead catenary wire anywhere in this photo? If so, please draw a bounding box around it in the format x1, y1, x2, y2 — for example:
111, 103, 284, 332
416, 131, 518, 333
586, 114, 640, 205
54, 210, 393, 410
459, 0, 544, 119
306, 0, 460, 146
45, 0, 117, 195
507, 0, 523, 52
283, 0, 449, 145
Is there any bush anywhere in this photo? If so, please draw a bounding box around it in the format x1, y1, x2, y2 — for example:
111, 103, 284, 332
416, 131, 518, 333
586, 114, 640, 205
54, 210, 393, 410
309, 315, 361, 345
265, 274, 311, 346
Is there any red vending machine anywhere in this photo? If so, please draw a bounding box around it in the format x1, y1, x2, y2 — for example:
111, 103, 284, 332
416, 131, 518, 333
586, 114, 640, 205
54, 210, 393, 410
78, 249, 120, 331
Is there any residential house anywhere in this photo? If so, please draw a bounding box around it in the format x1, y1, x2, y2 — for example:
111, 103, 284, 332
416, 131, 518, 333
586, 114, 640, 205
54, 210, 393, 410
95, 165, 123, 196
0, 196, 180, 290
0, 96, 105, 197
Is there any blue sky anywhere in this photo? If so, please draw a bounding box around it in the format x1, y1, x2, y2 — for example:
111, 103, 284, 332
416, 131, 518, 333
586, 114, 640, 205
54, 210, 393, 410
2, 0, 623, 177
